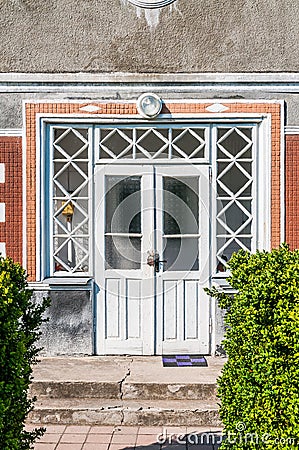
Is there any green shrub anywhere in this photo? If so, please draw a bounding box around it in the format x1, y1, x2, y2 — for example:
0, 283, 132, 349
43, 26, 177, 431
206, 244, 299, 449
0, 256, 50, 450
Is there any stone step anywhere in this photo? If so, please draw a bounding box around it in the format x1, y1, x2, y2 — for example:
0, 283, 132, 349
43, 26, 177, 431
30, 380, 217, 401
28, 356, 224, 427
28, 398, 221, 427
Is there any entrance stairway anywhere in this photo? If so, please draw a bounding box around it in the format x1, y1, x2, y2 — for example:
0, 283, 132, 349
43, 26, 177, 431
28, 356, 224, 427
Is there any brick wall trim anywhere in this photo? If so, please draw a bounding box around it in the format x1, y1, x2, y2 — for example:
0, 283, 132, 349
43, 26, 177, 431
285, 135, 299, 249
0, 136, 23, 264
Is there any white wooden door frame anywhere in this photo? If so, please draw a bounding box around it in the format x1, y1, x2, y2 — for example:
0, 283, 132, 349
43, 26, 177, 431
94, 163, 210, 355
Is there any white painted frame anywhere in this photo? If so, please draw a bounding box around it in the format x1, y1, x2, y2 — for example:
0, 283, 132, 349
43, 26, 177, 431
36, 113, 277, 279
33, 110, 274, 356
210, 118, 272, 277
37, 122, 94, 280
94, 123, 210, 163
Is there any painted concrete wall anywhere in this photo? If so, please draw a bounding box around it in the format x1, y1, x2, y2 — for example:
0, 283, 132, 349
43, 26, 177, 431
1, 0, 298, 73
34, 290, 93, 356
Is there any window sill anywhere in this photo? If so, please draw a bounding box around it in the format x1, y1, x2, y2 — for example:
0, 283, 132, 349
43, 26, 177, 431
211, 273, 236, 294
29, 277, 94, 291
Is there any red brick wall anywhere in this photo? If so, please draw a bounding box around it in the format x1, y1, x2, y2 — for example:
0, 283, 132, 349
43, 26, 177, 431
285, 135, 299, 249
0, 137, 23, 264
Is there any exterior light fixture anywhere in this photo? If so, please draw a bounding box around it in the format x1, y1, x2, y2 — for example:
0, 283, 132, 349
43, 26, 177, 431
127, 0, 176, 8
137, 93, 163, 119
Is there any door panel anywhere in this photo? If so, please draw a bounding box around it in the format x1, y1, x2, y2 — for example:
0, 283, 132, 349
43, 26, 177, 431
95, 164, 210, 355
95, 165, 154, 355
155, 166, 210, 354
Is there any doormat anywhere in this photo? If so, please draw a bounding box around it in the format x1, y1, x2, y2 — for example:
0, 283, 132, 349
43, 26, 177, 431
162, 355, 208, 367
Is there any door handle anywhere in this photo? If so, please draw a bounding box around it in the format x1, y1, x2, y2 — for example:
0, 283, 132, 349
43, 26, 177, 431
154, 257, 167, 273
147, 251, 167, 272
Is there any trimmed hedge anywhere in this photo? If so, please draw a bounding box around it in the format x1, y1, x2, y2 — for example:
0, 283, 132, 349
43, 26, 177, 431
206, 244, 299, 449
0, 257, 50, 450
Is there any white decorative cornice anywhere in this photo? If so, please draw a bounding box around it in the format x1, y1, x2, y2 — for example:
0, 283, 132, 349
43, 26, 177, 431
1, 72, 299, 83
0, 129, 22, 136
285, 126, 299, 135
0, 73, 299, 94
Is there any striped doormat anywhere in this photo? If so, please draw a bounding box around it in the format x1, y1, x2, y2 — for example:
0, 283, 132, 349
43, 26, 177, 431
162, 355, 208, 367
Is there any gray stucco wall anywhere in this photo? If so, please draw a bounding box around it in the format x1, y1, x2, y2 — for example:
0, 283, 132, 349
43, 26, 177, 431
34, 289, 93, 356
0, 90, 299, 128
1, 0, 298, 73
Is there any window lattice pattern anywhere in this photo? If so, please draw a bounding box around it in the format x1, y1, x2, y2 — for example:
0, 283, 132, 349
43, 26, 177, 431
98, 126, 207, 160
52, 127, 91, 274
216, 127, 254, 268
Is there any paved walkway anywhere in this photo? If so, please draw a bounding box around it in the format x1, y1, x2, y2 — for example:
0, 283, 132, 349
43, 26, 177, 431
27, 425, 222, 450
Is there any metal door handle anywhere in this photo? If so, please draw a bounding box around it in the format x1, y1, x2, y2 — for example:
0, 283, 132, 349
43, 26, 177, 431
154, 256, 167, 273
147, 251, 167, 272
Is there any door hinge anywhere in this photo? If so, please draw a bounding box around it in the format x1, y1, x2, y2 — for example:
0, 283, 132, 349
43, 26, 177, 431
209, 317, 213, 334
209, 166, 212, 183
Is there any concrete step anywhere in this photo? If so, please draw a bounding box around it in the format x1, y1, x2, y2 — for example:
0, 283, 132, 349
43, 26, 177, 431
30, 380, 217, 401
28, 356, 225, 426
28, 398, 221, 427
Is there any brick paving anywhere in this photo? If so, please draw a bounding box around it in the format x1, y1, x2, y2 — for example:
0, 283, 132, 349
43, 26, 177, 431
26, 425, 222, 450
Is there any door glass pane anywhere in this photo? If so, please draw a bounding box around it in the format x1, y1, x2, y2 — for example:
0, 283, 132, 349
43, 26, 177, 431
163, 177, 199, 235
164, 238, 199, 271
106, 176, 141, 233
105, 236, 141, 269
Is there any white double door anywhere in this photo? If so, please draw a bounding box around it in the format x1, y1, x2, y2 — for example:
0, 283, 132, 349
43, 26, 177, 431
95, 164, 210, 355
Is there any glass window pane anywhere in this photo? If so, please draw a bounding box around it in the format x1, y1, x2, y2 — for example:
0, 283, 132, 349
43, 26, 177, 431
172, 128, 205, 158
163, 238, 199, 271
217, 163, 252, 195
54, 128, 88, 158
136, 128, 169, 158
217, 237, 252, 270
217, 128, 252, 158
217, 200, 252, 234
163, 177, 199, 235
53, 237, 89, 272
106, 176, 141, 233
105, 236, 141, 270
100, 128, 133, 158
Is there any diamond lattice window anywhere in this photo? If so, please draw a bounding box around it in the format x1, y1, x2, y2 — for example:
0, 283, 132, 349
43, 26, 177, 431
216, 127, 254, 269
51, 127, 91, 274
98, 126, 207, 160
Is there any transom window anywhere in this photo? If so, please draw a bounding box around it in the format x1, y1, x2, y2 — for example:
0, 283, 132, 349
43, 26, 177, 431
97, 126, 208, 160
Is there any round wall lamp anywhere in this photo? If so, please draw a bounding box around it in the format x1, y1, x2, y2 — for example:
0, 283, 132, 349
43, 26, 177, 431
137, 93, 163, 119
127, 0, 176, 8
